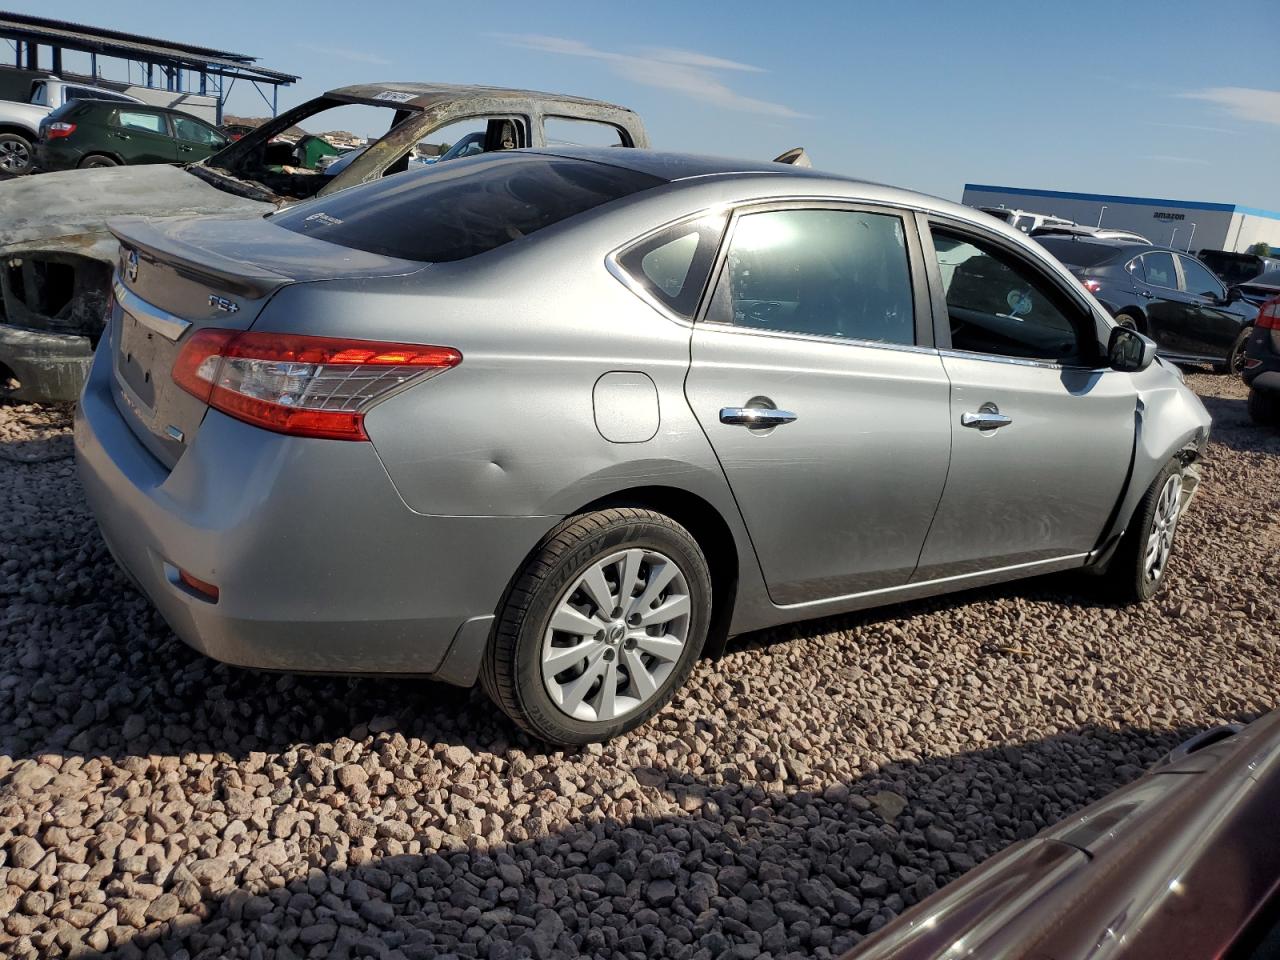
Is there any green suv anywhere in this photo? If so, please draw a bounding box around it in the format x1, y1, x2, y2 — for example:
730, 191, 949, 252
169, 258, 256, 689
35, 100, 229, 171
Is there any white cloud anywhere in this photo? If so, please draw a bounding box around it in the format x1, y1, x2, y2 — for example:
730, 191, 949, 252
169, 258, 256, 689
1142, 120, 1240, 136
1180, 87, 1280, 126
298, 43, 391, 66
496, 34, 809, 120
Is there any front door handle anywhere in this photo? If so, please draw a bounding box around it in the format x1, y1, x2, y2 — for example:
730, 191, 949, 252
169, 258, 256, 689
961, 404, 1013, 430
720, 407, 798, 427
1140, 290, 1155, 298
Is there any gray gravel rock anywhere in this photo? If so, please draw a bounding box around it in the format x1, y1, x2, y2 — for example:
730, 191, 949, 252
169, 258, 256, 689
0, 376, 1275, 959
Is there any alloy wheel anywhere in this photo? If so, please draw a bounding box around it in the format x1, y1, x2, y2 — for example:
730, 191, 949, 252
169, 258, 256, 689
541, 548, 691, 723
1144, 473, 1182, 582
0, 137, 30, 173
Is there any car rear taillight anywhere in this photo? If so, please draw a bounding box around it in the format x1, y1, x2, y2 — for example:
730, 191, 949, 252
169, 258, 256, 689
1258, 297, 1280, 330
171, 330, 461, 441
1081, 279, 1102, 294
46, 122, 75, 139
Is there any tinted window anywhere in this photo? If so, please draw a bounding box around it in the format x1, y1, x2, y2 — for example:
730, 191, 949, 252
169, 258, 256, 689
65, 86, 114, 102
273, 154, 665, 263
172, 116, 225, 146
1037, 238, 1123, 267
617, 214, 727, 318
1178, 255, 1225, 298
931, 228, 1094, 364
116, 110, 166, 135
1013, 215, 1036, 232
705, 208, 915, 345
1142, 252, 1178, 289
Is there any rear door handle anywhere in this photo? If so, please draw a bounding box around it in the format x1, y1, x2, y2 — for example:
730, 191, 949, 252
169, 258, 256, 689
961, 405, 1012, 430
1140, 290, 1155, 298
720, 407, 798, 427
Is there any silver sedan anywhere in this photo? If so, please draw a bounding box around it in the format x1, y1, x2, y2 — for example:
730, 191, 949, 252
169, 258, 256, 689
75, 149, 1210, 745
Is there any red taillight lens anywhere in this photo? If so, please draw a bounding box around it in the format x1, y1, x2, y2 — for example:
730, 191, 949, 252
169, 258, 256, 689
46, 122, 75, 139
171, 330, 461, 441
1259, 297, 1280, 330
1081, 279, 1102, 294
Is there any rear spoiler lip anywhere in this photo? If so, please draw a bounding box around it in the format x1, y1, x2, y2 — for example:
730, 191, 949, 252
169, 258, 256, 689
108, 217, 294, 300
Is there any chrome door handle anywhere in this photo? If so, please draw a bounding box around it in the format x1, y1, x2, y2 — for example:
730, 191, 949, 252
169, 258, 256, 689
720, 407, 798, 427
961, 408, 1013, 430
1140, 290, 1154, 298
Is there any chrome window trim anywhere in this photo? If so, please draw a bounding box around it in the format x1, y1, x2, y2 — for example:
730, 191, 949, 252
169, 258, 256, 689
936, 347, 1108, 373
698, 317, 941, 357
112, 277, 191, 342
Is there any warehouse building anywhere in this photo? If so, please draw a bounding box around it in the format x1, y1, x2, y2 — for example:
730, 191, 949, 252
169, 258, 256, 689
961, 184, 1280, 254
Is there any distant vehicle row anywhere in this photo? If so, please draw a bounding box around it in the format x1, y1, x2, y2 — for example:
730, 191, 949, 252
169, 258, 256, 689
36, 99, 229, 170
0, 76, 141, 173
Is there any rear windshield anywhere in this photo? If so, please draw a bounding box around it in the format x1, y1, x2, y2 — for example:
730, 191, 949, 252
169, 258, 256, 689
1036, 238, 1124, 267
1199, 251, 1264, 286
272, 153, 666, 262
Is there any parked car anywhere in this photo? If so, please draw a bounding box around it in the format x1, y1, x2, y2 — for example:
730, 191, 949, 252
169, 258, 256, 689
0, 75, 141, 174
75, 148, 1210, 745
1236, 266, 1280, 307
1243, 294, 1280, 426
0, 81, 650, 402
1039, 236, 1259, 374
218, 122, 257, 141
841, 710, 1280, 960
1032, 222, 1151, 245
34, 100, 229, 171
977, 205, 1074, 233
1197, 247, 1280, 288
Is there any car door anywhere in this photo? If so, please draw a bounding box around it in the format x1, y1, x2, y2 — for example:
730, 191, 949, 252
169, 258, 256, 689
1136, 250, 1198, 356
1177, 254, 1242, 359
913, 219, 1136, 580
110, 108, 178, 164
171, 114, 228, 163
683, 203, 951, 606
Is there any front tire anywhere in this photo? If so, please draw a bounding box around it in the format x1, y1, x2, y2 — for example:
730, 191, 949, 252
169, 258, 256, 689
483, 508, 712, 746
1110, 458, 1186, 603
1215, 326, 1253, 375
78, 154, 120, 169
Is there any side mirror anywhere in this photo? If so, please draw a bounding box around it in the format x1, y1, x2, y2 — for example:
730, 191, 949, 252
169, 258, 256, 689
1225, 286, 1243, 304
1108, 325, 1157, 372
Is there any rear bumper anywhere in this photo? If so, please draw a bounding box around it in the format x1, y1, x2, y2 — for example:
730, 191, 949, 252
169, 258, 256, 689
33, 141, 82, 172
74, 335, 557, 683
0, 323, 94, 402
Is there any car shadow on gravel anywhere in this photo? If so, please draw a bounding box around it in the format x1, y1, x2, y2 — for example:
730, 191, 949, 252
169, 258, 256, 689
47, 720, 1245, 960
1196, 393, 1280, 454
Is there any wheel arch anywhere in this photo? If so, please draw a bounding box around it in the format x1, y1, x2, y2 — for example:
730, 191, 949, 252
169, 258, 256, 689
572, 485, 741, 659
0, 123, 36, 138
1112, 305, 1148, 331
78, 151, 125, 167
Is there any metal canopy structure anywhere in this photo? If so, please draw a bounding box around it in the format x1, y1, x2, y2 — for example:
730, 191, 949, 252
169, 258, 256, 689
0, 11, 297, 122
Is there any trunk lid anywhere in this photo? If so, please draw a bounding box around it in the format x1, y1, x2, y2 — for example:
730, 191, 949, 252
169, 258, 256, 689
107, 215, 424, 469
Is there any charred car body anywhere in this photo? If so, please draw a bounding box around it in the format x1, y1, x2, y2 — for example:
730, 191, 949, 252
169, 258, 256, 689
0, 82, 649, 402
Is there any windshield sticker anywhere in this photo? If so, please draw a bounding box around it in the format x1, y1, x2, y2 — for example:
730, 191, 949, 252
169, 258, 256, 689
373, 91, 416, 103
305, 212, 344, 227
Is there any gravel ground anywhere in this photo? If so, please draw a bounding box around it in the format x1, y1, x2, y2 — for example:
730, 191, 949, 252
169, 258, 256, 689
1, 372, 1277, 960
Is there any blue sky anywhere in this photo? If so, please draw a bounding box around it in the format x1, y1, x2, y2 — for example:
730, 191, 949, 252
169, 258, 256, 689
14, 0, 1280, 207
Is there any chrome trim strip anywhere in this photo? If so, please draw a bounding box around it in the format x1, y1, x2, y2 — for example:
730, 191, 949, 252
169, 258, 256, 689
700, 319, 942, 357
604, 255, 694, 329
776, 553, 1090, 610
936, 348, 1107, 373
112, 278, 191, 342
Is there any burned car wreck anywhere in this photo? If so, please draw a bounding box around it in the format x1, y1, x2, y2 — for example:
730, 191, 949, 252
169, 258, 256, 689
0, 82, 650, 401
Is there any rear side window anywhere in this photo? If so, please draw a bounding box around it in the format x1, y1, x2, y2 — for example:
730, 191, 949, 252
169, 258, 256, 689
544, 116, 630, 148
1142, 251, 1178, 289
116, 110, 166, 135
273, 154, 665, 262
705, 208, 916, 345
617, 214, 726, 318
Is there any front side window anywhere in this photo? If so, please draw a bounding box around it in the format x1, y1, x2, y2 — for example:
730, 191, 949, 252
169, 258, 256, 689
1177, 255, 1226, 299
116, 110, 167, 135
172, 116, 225, 147
705, 208, 916, 345
617, 214, 727, 318
1141, 251, 1178, 289
931, 228, 1094, 364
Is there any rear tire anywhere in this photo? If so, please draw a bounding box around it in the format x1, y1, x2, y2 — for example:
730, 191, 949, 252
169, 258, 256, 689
1114, 312, 1140, 331
483, 508, 711, 746
1109, 458, 1186, 604
78, 154, 120, 169
0, 131, 33, 175
1249, 388, 1280, 427
1216, 326, 1253, 376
